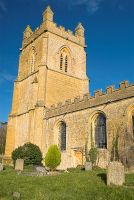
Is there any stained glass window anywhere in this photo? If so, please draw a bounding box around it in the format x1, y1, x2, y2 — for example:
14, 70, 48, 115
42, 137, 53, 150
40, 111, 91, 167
94, 114, 107, 148
59, 122, 66, 151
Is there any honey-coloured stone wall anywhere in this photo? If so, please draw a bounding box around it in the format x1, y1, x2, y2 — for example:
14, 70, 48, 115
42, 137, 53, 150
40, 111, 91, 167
5, 6, 89, 158
5, 6, 134, 170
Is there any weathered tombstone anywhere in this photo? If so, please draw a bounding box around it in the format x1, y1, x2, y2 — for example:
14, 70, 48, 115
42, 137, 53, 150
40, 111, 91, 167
107, 161, 125, 186
13, 192, 21, 199
0, 163, 3, 171
35, 166, 47, 176
15, 159, 24, 171
85, 161, 92, 171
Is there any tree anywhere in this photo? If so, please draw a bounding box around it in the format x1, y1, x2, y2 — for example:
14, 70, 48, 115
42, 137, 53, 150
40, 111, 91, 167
111, 134, 119, 161
0, 122, 7, 155
44, 145, 61, 171
89, 147, 98, 166
12, 143, 42, 165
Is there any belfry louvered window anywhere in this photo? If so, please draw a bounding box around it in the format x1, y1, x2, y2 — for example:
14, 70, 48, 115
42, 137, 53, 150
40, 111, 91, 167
31, 54, 35, 73
59, 122, 66, 151
59, 47, 70, 73
60, 54, 63, 70
65, 55, 68, 72
94, 114, 107, 148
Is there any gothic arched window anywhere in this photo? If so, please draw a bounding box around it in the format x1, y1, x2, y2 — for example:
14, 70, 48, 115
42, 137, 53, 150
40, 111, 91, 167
59, 47, 70, 73
65, 55, 68, 72
128, 106, 134, 137
59, 122, 66, 151
31, 54, 35, 73
94, 114, 107, 148
30, 46, 36, 74
60, 53, 63, 70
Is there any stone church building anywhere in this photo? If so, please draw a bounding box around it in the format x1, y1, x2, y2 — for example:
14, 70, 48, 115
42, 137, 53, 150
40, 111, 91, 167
5, 6, 134, 169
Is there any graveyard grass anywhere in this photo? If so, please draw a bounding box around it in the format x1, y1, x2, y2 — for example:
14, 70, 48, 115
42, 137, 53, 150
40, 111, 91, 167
0, 167, 134, 200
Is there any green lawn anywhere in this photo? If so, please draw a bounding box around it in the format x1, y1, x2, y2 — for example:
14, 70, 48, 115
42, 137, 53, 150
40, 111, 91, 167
0, 167, 134, 200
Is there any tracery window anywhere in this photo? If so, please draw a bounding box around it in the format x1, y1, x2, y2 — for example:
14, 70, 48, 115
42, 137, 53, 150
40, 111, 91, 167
94, 114, 107, 148
60, 53, 63, 70
31, 54, 35, 73
59, 122, 66, 151
30, 47, 36, 73
59, 47, 70, 73
65, 55, 68, 72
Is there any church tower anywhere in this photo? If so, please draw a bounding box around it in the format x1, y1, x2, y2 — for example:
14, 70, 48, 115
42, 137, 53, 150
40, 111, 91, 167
5, 6, 89, 157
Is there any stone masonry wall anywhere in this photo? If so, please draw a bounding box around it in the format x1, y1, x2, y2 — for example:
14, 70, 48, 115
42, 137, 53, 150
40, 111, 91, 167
45, 69, 88, 107
5, 7, 134, 170
45, 81, 134, 169
45, 81, 134, 119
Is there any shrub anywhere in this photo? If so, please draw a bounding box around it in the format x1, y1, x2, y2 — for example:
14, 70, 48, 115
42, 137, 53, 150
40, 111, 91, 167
22, 143, 42, 165
12, 143, 42, 165
44, 145, 61, 171
111, 134, 119, 161
89, 147, 98, 165
119, 131, 134, 169
12, 146, 24, 165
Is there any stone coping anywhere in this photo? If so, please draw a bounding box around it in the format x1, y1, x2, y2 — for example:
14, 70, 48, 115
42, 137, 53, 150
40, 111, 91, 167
45, 81, 134, 119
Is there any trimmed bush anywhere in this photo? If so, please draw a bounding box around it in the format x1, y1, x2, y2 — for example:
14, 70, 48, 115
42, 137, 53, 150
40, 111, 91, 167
12, 146, 24, 165
12, 143, 42, 165
22, 143, 42, 165
44, 145, 61, 171
111, 134, 119, 161
89, 147, 98, 165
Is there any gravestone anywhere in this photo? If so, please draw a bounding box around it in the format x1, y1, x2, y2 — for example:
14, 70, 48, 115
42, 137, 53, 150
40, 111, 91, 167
107, 161, 125, 186
85, 161, 92, 171
35, 166, 47, 176
15, 159, 24, 171
0, 163, 3, 171
13, 192, 21, 199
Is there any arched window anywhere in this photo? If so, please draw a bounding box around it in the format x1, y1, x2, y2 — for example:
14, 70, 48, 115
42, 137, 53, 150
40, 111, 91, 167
65, 55, 68, 72
30, 46, 36, 74
127, 106, 134, 137
60, 54, 63, 70
59, 47, 70, 72
59, 122, 66, 151
94, 114, 107, 148
31, 54, 35, 73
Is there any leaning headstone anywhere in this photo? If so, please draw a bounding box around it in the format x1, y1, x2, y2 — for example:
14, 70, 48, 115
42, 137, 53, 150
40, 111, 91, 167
85, 161, 92, 171
13, 192, 21, 199
35, 166, 47, 176
107, 161, 125, 186
0, 163, 3, 171
15, 159, 24, 171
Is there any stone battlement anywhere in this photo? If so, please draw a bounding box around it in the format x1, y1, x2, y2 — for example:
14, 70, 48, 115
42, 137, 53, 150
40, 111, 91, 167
45, 81, 134, 119
22, 6, 85, 49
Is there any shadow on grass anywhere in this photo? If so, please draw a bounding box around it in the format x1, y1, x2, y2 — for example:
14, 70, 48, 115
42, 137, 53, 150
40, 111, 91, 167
97, 173, 107, 184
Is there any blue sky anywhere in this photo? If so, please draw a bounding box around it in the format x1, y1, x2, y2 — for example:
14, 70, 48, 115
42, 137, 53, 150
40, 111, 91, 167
0, 0, 134, 122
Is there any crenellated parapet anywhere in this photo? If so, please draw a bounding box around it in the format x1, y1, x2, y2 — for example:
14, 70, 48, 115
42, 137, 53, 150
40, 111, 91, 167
22, 6, 85, 49
45, 81, 134, 119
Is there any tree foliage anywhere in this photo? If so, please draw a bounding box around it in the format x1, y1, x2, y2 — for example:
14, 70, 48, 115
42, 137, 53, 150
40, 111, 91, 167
12, 143, 42, 165
0, 122, 7, 155
44, 145, 61, 171
119, 131, 134, 169
111, 134, 119, 161
89, 147, 98, 165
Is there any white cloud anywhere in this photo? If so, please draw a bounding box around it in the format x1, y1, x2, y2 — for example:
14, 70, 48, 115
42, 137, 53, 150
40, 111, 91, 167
72, 0, 104, 13
0, 73, 15, 83
0, 1, 7, 12
41, 0, 105, 13
3, 74, 15, 81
